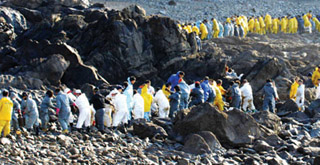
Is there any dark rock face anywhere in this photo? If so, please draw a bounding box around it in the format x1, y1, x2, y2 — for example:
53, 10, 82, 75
253, 111, 282, 133
173, 103, 264, 148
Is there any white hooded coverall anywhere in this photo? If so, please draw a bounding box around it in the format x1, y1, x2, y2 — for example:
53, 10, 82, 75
154, 90, 170, 118
110, 90, 129, 127
132, 93, 144, 119
240, 83, 255, 111
75, 94, 91, 128
296, 84, 305, 111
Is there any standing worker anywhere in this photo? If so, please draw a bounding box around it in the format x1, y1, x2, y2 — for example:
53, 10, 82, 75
0, 90, 13, 137
262, 79, 278, 113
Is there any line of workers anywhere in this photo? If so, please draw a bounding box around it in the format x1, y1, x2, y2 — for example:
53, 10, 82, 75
179, 11, 320, 40
2, 65, 320, 137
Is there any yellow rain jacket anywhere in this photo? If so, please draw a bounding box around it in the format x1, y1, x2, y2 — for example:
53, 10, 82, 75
312, 68, 320, 87
0, 97, 13, 121
303, 15, 311, 27
289, 81, 299, 100
200, 23, 208, 40
272, 18, 279, 34
288, 18, 295, 34
265, 14, 272, 32
254, 19, 260, 34
313, 17, 320, 32
248, 18, 255, 32
280, 17, 288, 33
162, 85, 171, 99
259, 16, 266, 34
187, 25, 192, 33
213, 19, 220, 38
192, 26, 200, 35
214, 86, 224, 111
141, 85, 153, 112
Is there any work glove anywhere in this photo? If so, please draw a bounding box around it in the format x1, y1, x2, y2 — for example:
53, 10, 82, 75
56, 108, 60, 115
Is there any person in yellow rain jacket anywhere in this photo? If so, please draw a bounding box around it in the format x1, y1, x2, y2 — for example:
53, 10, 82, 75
289, 77, 300, 100
241, 16, 249, 37
216, 79, 226, 97
192, 24, 200, 35
200, 22, 208, 40
182, 24, 191, 33
259, 16, 266, 34
280, 16, 288, 33
212, 18, 220, 38
141, 84, 153, 121
287, 17, 295, 34
177, 24, 182, 30
265, 14, 272, 33
312, 67, 320, 87
303, 14, 312, 33
162, 83, 172, 99
248, 17, 255, 33
213, 81, 224, 111
0, 90, 13, 137
293, 17, 298, 33
187, 24, 192, 34
254, 18, 260, 34
272, 18, 280, 34
313, 17, 320, 32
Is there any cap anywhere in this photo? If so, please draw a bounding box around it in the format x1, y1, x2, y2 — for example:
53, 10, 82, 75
116, 85, 123, 90
75, 89, 81, 94
195, 81, 200, 85
64, 88, 71, 94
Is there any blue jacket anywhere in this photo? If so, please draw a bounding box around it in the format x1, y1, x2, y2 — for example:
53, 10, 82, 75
169, 91, 181, 112
123, 77, 134, 109
263, 82, 276, 99
230, 84, 241, 99
40, 95, 54, 113
12, 99, 20, 120
190, 87, 204, 105
207, 86, 216, 103
218, 22, 224, 38
201, 80, 211, 101
224, 23, 230, 36
178, 80, 190, 95
167, 71, 182, 91
230, 23, 234, 36
297, 18, 304, 30
21, 98, 39, 116
56, 92, 73, 119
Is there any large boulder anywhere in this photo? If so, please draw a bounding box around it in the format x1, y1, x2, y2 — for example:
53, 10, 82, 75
25, 54, 70, 86
133, 119, 168, 139
182, 134, 211, 155
173, 103, 264, 148
277, 99, 299, 116
252, 111, 282, 133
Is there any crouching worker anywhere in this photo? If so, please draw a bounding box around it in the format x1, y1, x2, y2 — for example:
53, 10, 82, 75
0, 90, 13, 137
22, 92, 40, 135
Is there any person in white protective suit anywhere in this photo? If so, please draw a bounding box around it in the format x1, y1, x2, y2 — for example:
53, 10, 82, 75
64, 88, 77, 128
296, 79, 305, 111
240, 79, 256, 112
132, 90, 144, 119
108, 86, 129, 128
154, 88, 170, 118
74, 90, 91, 132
